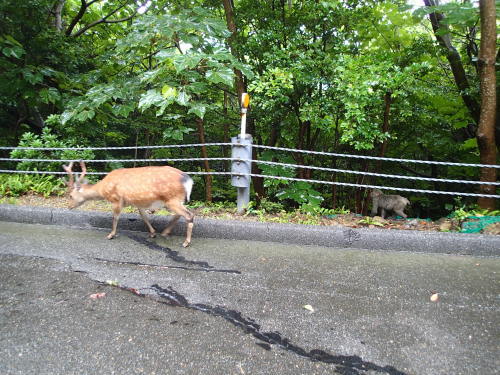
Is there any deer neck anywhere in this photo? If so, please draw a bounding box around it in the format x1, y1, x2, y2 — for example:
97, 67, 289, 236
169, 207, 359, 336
79, 183, 104, 201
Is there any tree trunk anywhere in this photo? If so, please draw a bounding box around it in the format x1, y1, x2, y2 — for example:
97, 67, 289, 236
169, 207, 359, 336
222, 0, 245, 103
196, 118, 212, 202
331, 116, 340, 208
476, 0, 497, 209
51, 0, 65, 32
424, 0, 481, 125
361, 92, 392, 215
378, 92, 391, 161
222, 91, 230, 171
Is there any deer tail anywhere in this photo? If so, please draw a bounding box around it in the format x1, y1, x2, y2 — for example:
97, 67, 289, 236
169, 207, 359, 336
181, 173, 193, 202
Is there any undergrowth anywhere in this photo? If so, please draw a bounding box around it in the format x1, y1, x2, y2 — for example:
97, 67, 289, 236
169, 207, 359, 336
0, 174, 66, 198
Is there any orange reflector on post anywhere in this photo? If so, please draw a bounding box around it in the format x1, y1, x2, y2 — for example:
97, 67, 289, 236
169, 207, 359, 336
241, 93, 250, 108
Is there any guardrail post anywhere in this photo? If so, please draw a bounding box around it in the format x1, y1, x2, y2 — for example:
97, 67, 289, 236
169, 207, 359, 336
232, 93, 252, 213
231, 135, 253, 213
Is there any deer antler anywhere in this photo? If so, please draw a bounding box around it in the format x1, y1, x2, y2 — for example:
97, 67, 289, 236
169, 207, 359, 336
78, 160, 87, 184
62, 161, 75, 190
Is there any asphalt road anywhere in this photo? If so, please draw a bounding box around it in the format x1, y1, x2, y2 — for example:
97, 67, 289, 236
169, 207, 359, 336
0, 221, 499, 375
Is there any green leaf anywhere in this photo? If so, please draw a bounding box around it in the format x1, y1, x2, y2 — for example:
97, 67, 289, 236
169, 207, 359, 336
22, 69, 43, 85
2, 45, 25, 59
4, 34, 23, 47
112, 104, 135, 118
75, 109, 95, 122
173, 55, 202, 72
461, 138, 478, 150
206, 67, 234, 86
161, 85, 178, 99
176, 90, 191, 106
188, 103, 207, 119
138, 89, 164, 111
39, 87, 60, 104
60, 110, 75, 125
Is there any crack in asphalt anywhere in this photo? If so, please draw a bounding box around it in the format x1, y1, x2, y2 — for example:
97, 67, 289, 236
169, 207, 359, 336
109, 282, 407, 375
93, 257, 241, 274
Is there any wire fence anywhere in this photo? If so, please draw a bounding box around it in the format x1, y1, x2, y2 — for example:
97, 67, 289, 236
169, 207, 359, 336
0, 143, 499, 199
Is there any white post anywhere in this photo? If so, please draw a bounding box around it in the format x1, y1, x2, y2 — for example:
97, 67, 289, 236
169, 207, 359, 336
232, 93, 252, 213
240, 93, 249, 139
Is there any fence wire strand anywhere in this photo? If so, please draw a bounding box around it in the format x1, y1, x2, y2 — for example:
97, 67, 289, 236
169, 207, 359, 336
1, 142, 498, 199
1, 157, 497, 186
253, 144, 500, 168
1, 142, 498, 168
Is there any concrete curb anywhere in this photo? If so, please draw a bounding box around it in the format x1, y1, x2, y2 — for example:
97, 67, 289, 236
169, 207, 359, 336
1, 204, 498, 256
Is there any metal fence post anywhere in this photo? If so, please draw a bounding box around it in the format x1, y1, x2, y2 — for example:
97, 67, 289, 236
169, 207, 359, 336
231, 135, 253, 213
232, 93, 252, 213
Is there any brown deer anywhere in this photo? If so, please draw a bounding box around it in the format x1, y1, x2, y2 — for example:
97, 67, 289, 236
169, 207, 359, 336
63, 161, 194, 247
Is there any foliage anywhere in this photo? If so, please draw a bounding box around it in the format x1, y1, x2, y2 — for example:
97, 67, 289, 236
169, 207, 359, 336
303, 206, 351, 216
358, 216, 385, 226
189, 200, 237, 215
10, 128, 95, 172
60, 8, 252, 130
446, 198, 500, 221
0, 174, 66, 197
0, 0, 496, 218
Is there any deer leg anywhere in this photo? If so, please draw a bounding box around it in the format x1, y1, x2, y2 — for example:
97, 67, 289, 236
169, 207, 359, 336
162, 201, 194, 248
138, 208, 156, 237
380, 208, 386, 219
161, 214, 181, 237
394, 209, 407, 219
107, 201, 123, 239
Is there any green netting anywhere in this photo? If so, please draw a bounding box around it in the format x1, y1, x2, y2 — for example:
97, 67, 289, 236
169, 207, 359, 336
461, 216, 500, 233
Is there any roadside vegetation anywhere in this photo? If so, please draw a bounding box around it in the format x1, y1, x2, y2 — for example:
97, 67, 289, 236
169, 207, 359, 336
1, 178, 499, 234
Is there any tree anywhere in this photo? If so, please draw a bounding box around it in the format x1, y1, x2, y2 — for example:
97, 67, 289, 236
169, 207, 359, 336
476, 0, 497, 209
421, 0, 498, 209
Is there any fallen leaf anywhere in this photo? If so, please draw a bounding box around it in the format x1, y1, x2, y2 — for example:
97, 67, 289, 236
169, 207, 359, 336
90, 293, 106, 299
430, 293, 439, 302
303, 304, 315, 313
106, 280, 119, 286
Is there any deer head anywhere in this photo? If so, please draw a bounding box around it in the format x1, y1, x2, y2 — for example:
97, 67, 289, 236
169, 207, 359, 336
62, 161, 93, 209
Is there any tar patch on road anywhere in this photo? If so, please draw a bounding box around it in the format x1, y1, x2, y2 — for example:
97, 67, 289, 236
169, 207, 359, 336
108, 282, 406, 375
93, 257, 241, 274
125, 234, 240, 274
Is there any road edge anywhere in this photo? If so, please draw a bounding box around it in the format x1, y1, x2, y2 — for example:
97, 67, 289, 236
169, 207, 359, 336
0, 204, 498, 256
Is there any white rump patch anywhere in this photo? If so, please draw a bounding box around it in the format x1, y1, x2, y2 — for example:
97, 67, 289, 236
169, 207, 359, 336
182, 175, 193, 202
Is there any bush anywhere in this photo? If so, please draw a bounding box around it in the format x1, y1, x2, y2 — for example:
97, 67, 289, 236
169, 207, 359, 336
10, 127, 95, 172
0, 174, 66, 197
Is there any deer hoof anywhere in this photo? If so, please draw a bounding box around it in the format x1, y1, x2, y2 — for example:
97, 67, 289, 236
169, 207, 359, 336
106, 233, 116, 240
182, 240, 190, 248
149, 232, 157, 238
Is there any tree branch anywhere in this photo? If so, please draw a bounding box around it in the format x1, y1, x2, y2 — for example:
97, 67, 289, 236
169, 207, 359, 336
68, 0, 137, 37
423, 0, 481, 124
65, 0, 99, 36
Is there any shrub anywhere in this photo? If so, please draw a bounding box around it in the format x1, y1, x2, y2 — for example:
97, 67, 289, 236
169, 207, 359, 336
0, 174, 66, 197
10, 127, 95, 172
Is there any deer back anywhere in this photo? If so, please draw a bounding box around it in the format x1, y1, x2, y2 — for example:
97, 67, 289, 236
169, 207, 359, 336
97, 166, 190, 207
